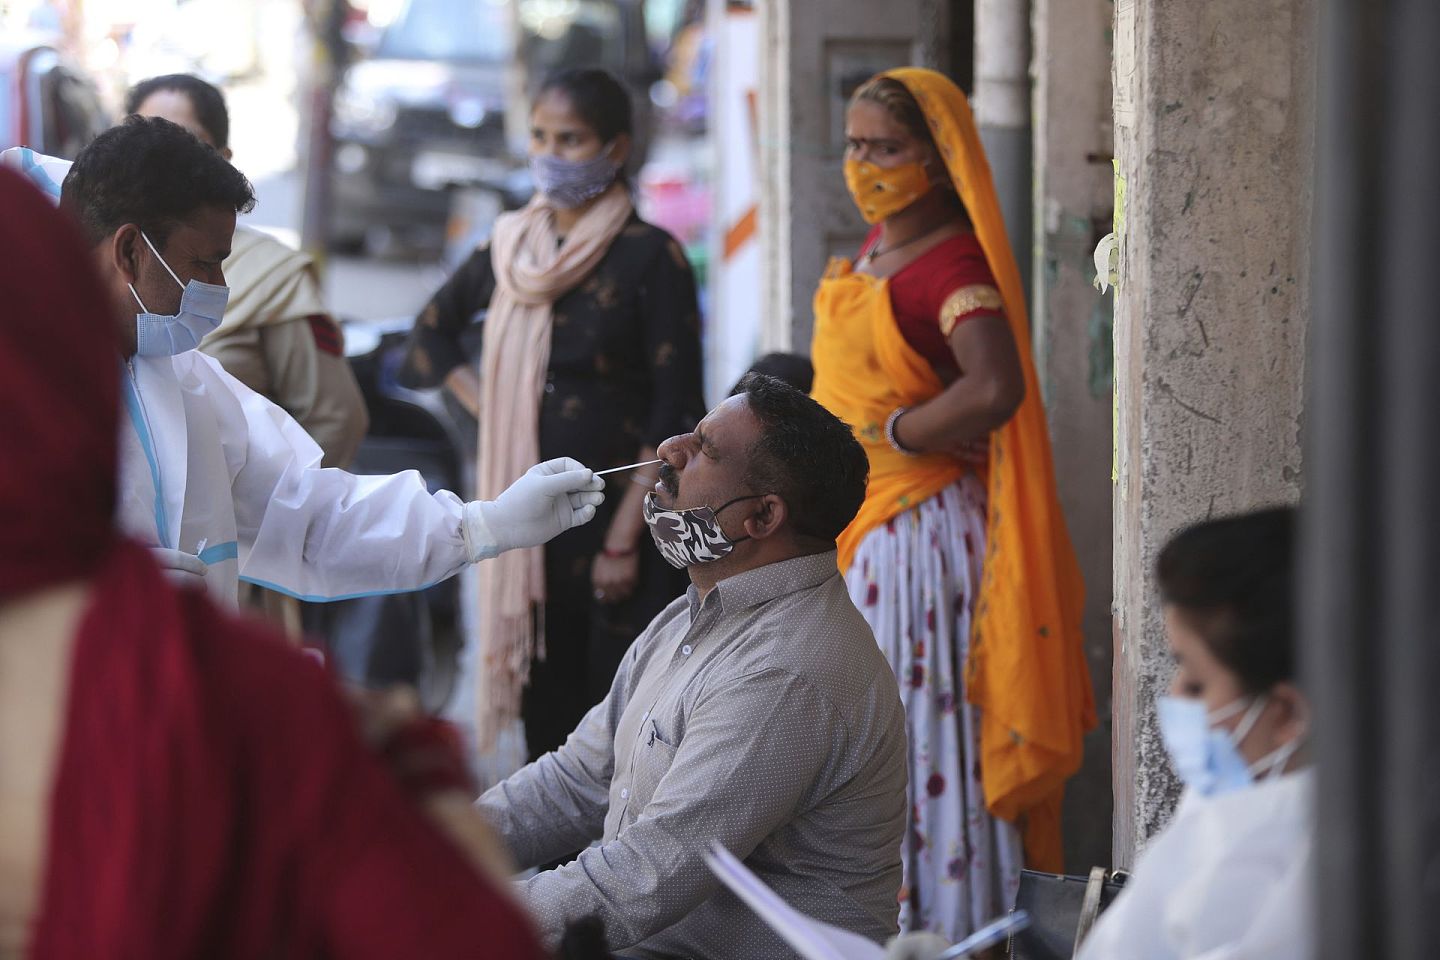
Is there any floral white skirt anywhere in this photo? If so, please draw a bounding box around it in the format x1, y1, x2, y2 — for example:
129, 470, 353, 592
846, 474, 1022, 942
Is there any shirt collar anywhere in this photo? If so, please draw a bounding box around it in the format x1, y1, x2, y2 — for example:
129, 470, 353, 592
685, 550, 841, 617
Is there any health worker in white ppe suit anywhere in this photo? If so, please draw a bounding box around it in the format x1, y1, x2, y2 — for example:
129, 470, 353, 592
1077, 507, 1312, 960
52, 117, 605, 604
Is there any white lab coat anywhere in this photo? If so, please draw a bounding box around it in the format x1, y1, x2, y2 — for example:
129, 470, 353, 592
118, 350, 475, 605
1076, 769, 1314, 960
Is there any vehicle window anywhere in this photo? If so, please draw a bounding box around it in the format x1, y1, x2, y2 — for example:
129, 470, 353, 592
378, 0, 511, 62
517, 0, 625, 77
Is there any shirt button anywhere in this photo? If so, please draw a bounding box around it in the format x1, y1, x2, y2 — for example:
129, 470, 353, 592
620, 788, 629, 800
682, 644, 692, 656
544, 382, 556, 394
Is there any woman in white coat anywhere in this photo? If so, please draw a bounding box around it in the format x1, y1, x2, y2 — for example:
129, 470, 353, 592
55, 117, 604, 606
1077, 507, 1312, 960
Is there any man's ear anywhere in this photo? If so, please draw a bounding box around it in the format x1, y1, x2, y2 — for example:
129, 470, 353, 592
1269, 681, 1310, 746
744, 494, 789, 542
109, 223, 143, 286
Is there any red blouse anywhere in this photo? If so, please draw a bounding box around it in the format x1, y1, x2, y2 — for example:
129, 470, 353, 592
862, 226, 1006, 376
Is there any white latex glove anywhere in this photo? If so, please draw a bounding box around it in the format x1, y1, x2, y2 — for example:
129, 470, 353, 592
150, 546, 209, 587
462, 457, 605, 562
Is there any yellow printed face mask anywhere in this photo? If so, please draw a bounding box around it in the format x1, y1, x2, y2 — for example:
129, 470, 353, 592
843, 158, 933, 224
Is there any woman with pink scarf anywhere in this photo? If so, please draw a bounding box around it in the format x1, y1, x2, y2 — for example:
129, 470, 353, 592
400, 68, 704, 767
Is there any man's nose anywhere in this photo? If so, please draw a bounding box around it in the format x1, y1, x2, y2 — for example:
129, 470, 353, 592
657, 432, 695, 468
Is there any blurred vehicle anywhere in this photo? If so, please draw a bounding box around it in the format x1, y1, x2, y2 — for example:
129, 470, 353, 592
328, 0, 515, 255
511, 0, 660, 169
0, 37, 109, 157
329, 0, 660, 256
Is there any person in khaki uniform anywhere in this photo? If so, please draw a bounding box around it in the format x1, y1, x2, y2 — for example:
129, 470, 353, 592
200, 223, 367, 469
128, 75, 369, 631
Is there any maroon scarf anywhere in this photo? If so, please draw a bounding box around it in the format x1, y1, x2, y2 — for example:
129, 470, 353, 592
0, 167, 118, 598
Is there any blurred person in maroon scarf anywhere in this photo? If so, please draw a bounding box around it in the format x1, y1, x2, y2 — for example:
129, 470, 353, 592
0, 166, 545, 959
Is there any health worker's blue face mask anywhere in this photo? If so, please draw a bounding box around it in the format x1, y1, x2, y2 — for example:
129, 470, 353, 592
128, 231, 229, 357
1156, 694, 1302, 798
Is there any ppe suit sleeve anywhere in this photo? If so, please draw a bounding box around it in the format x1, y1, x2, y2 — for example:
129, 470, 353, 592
203, 356, 481, 600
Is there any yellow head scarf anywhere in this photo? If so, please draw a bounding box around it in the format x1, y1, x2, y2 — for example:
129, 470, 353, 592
813, 68, 1095, 869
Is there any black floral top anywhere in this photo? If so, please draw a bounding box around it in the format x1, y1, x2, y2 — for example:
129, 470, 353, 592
397, 214, 705, 760
397, 216, 705, 469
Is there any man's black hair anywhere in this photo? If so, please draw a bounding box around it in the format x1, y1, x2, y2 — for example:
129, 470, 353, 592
730, 352, 814, 396
1157, 506, 1296, 694
537, 67, 633, 142
125, 73, 231, 149
60, 116, 255, 248
734, 372, 868, 544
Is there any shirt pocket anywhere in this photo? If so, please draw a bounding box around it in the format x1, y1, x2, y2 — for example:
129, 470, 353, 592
627, 718, 678, 817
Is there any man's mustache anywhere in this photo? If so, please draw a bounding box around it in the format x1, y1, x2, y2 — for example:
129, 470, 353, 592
657, 463, 680, 497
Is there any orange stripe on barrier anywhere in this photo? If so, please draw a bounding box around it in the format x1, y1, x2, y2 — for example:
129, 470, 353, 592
723, 205, 758, 261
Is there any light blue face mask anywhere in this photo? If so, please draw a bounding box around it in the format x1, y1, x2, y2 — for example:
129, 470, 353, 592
128, 230, 229, 357
1156, 694, 1302, 797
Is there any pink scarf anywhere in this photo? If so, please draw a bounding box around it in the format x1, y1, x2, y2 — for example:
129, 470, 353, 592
475, 183, 633, 749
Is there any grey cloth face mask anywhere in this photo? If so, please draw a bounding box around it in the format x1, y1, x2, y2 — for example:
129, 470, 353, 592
529, 145, 620, 209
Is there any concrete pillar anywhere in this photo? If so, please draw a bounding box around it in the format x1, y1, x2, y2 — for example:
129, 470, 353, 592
1110, 0, 1314, 861
757, 0, 948, 352
1031, 0, 1115, 873
974, 0, 1032, 295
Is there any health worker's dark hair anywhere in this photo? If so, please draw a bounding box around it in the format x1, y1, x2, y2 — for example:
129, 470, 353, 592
1157, 506, 1296, 694
60, 116, 255, 248
734, 372, 868, 544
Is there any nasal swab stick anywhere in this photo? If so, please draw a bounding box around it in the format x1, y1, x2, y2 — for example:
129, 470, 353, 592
595, 458, 663, 477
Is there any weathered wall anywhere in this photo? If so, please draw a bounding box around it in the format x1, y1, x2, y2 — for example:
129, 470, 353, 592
975, 0, 1032, 294
1110, 0, 1314, 861
1031, 0, 1116, 873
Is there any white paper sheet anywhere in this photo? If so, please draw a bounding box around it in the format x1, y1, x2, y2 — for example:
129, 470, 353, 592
703, 842, 1033, 960
703, 843, 886, 960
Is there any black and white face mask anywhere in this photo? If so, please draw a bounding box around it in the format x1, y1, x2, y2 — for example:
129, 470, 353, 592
642, 492, 764, 569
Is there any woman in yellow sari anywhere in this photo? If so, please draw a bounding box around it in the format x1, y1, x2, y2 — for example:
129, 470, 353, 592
810, 69, 1095, 940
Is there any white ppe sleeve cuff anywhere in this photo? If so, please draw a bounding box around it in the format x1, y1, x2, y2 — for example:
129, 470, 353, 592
462, 500, 502, 564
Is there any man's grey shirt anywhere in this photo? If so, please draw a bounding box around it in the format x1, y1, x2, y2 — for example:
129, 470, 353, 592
478, 550, 908, 958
